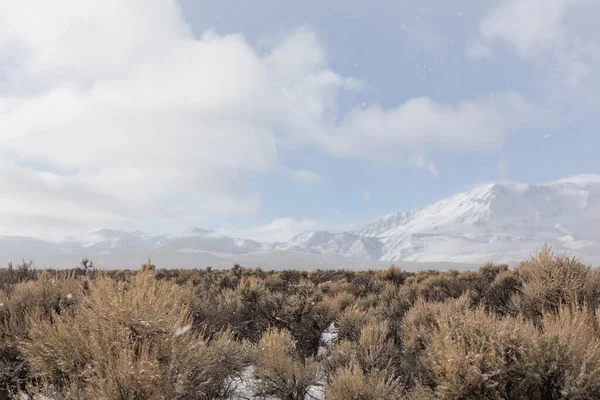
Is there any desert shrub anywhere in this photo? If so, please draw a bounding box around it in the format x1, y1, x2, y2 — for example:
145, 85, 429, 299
325, 320, 398, 384
400, 296, 471, 389
262, 279, 335, 358
0, 260, 37, 294
194, 277, 334, 357
455, 264, 507, 304
354, 292, 380, 311
516, 246, 594, 319
253, 328, 320, 400
20, 269, 250, 399
0, 273, 82, 396
1, 272, 82, 339
5, 248, 600, 399
478, 262, 510, 281
140, 257, 156, 273
425, 306, 539, 399
530, 306, 600, 399
328, 291, 356, 312
383, 265, 408, 286
414, 272, 467, 303
0, 345, 28, 399
347, 271, 383, 297
325, 362, 402, 400
418, 301, 600, 400
376, 283, 413, 342
336, 304, 376, 342
482, 269, 522, 316
192, 276, 274, 343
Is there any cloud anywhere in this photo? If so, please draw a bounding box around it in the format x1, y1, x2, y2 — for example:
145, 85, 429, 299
318, 91, 535, 162
477, 0, 599, 90
0, 1, 537, 239
279, 167, 323, 184
480, 0, 572, 56
363, 192, 371, 201
215, 218, 326, 243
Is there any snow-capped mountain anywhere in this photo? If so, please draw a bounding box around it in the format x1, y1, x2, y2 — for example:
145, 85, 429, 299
84, 229, 170, 253
272, 175, 600, 264
1, 175, 599, 269
266, 231, 382, 260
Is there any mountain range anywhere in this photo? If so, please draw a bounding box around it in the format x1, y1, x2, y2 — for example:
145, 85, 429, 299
2, 175, 600, 270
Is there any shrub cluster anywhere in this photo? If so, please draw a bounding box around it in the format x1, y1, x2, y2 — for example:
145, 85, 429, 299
1, 246, 600, 399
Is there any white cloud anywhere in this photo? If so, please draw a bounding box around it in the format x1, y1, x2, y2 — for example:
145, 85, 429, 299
319, 91, 535, 161
480, 0, 573, 56
279, 167, 323, 184
0, 1, 537, 239
477, 0, 599, 90
215, 218, 326, 243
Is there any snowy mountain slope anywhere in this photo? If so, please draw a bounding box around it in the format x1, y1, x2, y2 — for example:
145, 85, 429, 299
265, 231, 382, 260
0, 175, 599, 268
273, 175, 600, 264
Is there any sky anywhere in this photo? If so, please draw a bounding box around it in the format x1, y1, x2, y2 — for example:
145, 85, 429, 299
0, 0, 599, 243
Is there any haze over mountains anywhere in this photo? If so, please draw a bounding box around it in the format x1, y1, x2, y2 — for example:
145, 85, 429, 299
2, 175, 600, 270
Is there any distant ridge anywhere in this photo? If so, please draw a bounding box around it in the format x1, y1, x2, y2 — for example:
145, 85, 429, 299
1, 175, 599, 268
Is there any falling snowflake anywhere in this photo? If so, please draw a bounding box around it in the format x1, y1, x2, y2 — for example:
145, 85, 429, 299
175, 325, 191, 336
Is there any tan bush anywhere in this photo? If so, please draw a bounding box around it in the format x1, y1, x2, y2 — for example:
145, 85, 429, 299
482, 269, 521, 316
426, 306, 539, 399
325, 362, 402, 400
0, 273, 83, 397
531, 306, 600, 399
271, 279, 335, 357
382, 265, 408, 286
422, 301, 600, 400
516, 246, 594, 317
253, 328, 320, 400
328, 291, 356, 312
416, 273, 466, 303
1, 272, 83, 340
20, 269, 250, 399
400, 296, 471, 389
376, 283, 413, 342
336, 304, 376, 342
325, 320, 398, 384
193, 276, 274, 343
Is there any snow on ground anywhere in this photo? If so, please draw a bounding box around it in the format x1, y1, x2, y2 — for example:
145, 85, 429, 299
228, 324, 338, 399
226, 365, 325, 400
318, 322, 338, 357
